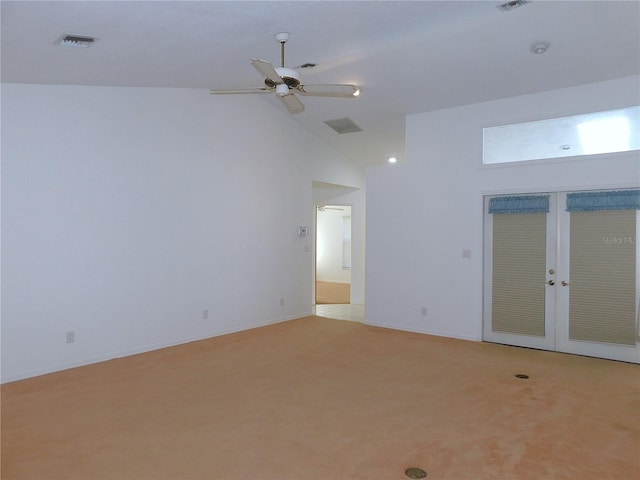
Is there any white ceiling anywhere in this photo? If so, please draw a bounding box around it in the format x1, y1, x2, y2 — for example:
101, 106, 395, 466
2, 1, 639, 167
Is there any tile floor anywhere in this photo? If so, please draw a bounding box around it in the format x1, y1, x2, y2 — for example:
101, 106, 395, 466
312, 304, 365, 322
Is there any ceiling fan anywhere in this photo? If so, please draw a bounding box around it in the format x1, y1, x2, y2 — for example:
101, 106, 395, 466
210, 32, 360, 114
317, 205, 345, 212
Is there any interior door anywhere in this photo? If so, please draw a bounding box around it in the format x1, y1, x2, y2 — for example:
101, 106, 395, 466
483, 193, 557, 351
555, 191, 639, 362
484, 190, 639, 363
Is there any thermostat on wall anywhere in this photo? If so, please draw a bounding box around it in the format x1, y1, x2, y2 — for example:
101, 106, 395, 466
298, 226, 308, 237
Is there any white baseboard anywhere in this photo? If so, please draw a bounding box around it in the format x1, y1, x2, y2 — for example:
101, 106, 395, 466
364, 320, 482, 343
1, 312, 312, 384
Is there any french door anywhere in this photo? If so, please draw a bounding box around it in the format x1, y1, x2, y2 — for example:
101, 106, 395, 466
483, 190, 639, 363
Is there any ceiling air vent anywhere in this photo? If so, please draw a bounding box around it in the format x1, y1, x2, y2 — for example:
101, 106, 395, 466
497, 0, 530, 11
55, 34, 97, 48
324, 117, 363, 135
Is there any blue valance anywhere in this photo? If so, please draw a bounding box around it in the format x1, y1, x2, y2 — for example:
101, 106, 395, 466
488, 195, 550, 214
566, 190, 640, 212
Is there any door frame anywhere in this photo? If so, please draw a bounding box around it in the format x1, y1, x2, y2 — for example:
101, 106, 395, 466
554, 193, 640, 363
482, 192, 558, 351
483, 189, 640, 363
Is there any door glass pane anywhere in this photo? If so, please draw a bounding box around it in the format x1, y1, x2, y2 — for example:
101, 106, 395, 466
492, 213, 547, 336
569, 210, 637, 345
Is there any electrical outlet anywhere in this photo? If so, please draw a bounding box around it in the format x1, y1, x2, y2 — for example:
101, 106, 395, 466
202, 309, 209, 320
66, 331, 75, 344
421, 306, 427, 317
280, 298, 285, 307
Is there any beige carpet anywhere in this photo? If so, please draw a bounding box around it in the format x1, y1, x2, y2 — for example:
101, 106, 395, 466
2, 316, 639, 480
315, 281, 350, 304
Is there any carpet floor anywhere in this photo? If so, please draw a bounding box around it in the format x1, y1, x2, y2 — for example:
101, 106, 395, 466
2, 316, 639, 480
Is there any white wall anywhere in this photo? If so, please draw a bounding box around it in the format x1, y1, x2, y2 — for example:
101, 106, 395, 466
312, 186, 365, 304
1, 83, 364, 382
365, 76, 640, 341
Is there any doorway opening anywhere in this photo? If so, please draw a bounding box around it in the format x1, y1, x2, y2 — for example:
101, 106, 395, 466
315, 205, 352, 304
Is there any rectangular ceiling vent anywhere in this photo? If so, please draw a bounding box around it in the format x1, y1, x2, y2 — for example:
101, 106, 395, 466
324, 117, 363, 135
55, 34, 97, 48
497, 0, 530, 12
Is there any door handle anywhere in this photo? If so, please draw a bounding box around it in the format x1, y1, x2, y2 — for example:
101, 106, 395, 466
547, 280, 555, 286
561, 280, 570, 286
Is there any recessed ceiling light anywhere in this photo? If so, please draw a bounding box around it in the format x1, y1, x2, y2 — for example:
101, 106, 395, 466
388, 157, 397, 164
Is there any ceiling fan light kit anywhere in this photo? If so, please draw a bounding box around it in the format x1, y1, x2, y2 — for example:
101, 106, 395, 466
276, 84, 289, 97
210, 32, 360, 114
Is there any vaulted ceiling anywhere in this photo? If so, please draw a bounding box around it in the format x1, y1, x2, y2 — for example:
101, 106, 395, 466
2, 1, 639, 167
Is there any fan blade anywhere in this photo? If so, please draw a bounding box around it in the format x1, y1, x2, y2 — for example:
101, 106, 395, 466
210, 87, 273, 95
296, 84, 360, 98
251, 59, 283, 85
279, 93, 305, 114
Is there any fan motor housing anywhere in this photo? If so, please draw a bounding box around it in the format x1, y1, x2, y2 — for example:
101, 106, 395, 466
266, 67, 301, 88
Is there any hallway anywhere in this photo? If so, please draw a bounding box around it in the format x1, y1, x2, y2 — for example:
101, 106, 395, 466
313, 303, 364, 322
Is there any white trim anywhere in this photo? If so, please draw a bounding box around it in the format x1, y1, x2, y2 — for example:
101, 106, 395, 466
365, 320, 482, 343
479, 182, 639, 197
479, 149, 639, 170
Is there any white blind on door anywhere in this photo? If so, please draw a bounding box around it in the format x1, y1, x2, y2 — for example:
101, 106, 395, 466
492, 213, 547, 336
569, 210, 637, 345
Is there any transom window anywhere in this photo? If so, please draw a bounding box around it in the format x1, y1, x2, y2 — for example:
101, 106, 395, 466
483, 106, 640, 165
